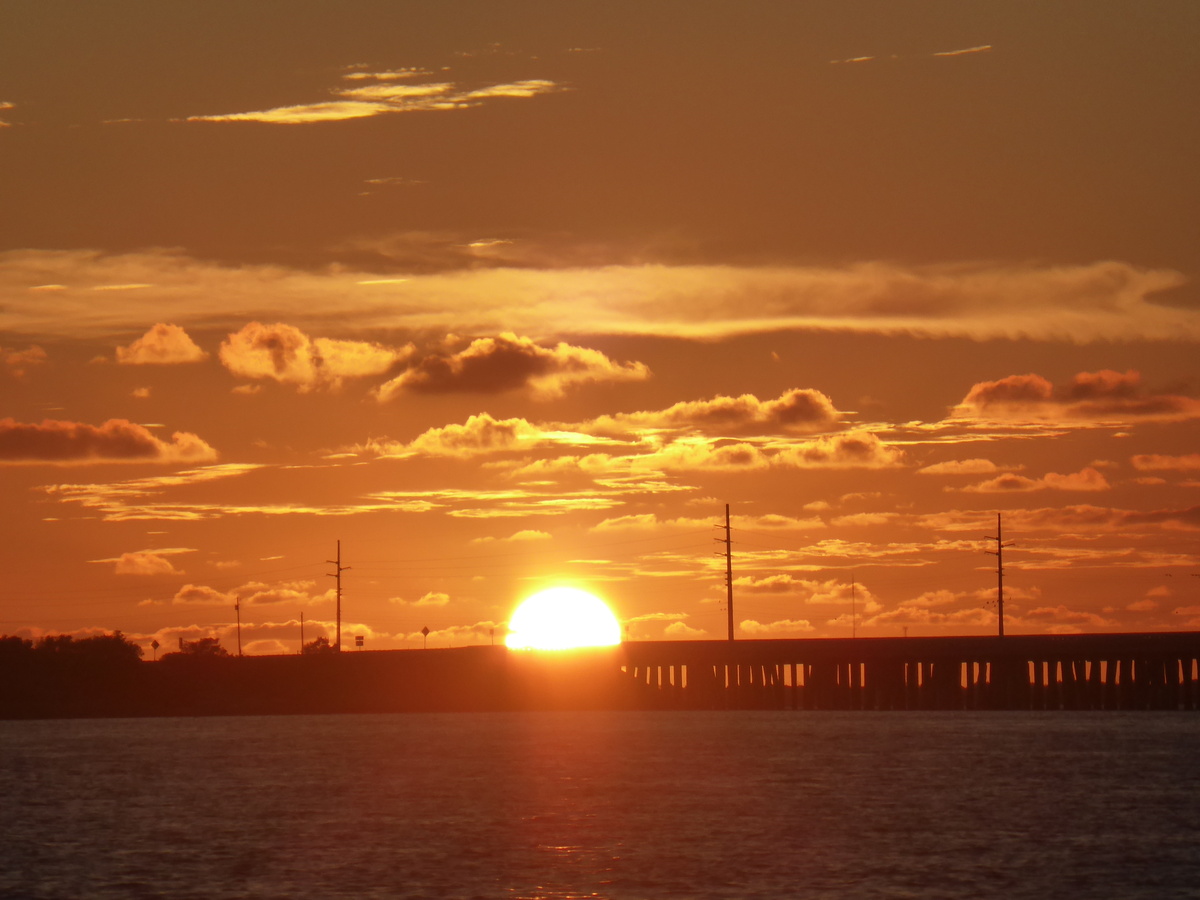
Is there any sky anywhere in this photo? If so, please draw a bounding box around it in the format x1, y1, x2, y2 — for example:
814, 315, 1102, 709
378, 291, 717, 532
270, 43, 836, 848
2, 1, 1198, 655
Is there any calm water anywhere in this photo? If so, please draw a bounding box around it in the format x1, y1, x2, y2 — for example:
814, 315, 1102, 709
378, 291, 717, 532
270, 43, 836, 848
2, 712, 1199, 899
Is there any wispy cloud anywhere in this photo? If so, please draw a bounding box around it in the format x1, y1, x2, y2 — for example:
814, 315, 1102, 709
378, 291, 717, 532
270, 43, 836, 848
932, 45, 993, 58
1131, 453, 1200, 472
2, 345, 47, 379
2, 251, 1191, 344
182, 70, 563, 125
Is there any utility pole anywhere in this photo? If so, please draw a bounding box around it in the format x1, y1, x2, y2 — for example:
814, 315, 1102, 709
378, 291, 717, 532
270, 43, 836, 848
327, 540, 350, 652
851, 570, 857, 639
235, 597, 242, 656
715, 503, 734, 641
985, 513, 1014, 638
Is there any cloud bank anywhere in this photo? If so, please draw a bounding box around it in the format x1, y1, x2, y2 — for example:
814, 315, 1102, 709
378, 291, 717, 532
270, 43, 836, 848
0, 418, 217, 465
3, 251, 1193, 344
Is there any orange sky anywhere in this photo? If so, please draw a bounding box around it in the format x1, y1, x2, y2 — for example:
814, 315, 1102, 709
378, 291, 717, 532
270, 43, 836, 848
2, 2, 1198, 654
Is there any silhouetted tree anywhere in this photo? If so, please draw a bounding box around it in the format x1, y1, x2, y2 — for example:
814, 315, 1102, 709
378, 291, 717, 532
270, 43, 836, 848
302, 635, 336, 655
35, 632, 143, 665
174, 636, 230, 658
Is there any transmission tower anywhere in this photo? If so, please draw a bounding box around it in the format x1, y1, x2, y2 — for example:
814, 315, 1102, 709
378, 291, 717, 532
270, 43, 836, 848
715, 503, 734, 640
984, 514, 1014, 637
327, 540, 350, 651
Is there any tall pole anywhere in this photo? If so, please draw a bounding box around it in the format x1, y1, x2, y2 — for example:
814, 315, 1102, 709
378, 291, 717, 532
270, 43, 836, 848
985, 514, 1013, 638
327, 540, 350, 652
717, 503, 734, 641
851, 570, 856, 639
235, 598, 242, 657
300, 612, 305, 653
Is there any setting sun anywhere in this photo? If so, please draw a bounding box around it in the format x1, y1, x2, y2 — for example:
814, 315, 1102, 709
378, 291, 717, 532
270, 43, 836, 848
505, 588, 623, 650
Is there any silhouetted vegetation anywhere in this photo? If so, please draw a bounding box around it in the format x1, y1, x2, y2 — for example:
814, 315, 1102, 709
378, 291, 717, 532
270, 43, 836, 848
0, 632, 144, 718
301, 636, 336, 655
161, 636, 229, 660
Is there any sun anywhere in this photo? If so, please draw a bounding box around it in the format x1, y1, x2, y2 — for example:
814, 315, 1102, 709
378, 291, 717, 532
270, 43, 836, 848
505, 587, 622, 650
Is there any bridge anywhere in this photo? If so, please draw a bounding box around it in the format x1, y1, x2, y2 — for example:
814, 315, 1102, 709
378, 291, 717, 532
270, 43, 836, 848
616, 632, 1200, 711
7, 632, 1199, 717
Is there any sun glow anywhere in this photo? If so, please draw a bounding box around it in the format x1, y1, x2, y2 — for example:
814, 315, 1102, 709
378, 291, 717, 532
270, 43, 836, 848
505, 587, 622, 650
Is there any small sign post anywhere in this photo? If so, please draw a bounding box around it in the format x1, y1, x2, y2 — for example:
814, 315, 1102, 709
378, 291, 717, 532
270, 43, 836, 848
421, 625, 430, 650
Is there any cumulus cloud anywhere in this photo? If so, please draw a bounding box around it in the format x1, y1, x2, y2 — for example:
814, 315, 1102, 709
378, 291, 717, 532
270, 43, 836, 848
172, 583, 233, 605
775, 432, 903, 469
406, 414, 549, 458
391, 592, 451, 607
172, 579, 332, 607
583, 388, 841, 437
107, 549, 193, 575
664, 621, 707, 637
961, 466, 1111, 493
0, 418, 217, 465
116, 323, 207, 365
740, 619, 815, 635
219, 322, 411, 391
1022, 605, 1115, 632
955, 370, 1200, 424
733, 574, 801, 593
374, 333, 649, 401
2, 345, 47, 378
183, 70, 562, 124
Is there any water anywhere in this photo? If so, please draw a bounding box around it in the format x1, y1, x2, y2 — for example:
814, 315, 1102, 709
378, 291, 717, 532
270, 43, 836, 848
2, 712, 1199, 899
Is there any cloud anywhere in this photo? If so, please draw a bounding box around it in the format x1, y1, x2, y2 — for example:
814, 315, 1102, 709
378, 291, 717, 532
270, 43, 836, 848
183, 71, 563, 124
664, 621, 707, 638
172, 579, 332, 607
472, 530, 552, 544
919, 503, 1200, 535
2, 345, 47, 378
391, 592, 451, 607
584, 388, 841, 437
962, 466, 1111, 493
404, 414, 549, 458
172, 583, 233, 605
734, 574, 801, 593
740, 619, 815, 635
955, 370, 1200, 424
932, 45, 993, 57
94, 548, 194, 576
374, 333, 649, 401
116, 323, 207, 365
219, 322, 411, 391
1022, 605, 1115, 631
918, 458, 1012, 476
3, 252, 1193, 344
0, 418, 217, 465
1131, 453, 1200, 472
775, 431, 904, 469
